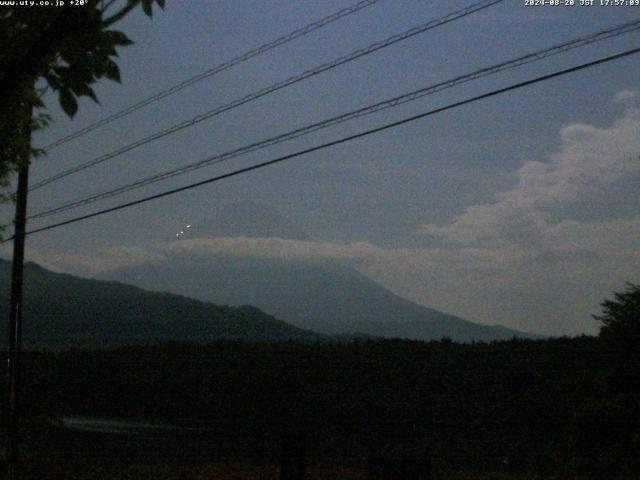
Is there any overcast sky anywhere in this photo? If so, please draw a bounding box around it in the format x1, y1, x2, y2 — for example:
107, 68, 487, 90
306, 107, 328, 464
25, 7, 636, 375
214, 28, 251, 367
2, 0, 639, 336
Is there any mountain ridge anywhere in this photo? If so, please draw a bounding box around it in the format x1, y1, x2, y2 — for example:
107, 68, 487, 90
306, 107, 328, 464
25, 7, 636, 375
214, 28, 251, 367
0, 258, 322, 348
99, 253, 541, 342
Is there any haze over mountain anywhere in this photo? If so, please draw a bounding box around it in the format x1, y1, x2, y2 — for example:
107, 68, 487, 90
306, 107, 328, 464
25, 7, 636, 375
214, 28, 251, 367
168, 200, 310, 242
0, 259, 320, 348
100, 250, 540, 342
1, 199, 540, 343
71, 200, 537, 342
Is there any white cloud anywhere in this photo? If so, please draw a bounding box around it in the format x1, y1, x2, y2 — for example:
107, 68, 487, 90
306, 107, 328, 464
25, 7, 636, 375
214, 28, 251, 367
5, 107, 639, 337
422, 108, 640, 247
0, 244, 164, 278
158, 237, 383, 267
614, 89, 639, 103
9, 236, 387, 280
8, 220, 639, 336
413, 105, 640, 334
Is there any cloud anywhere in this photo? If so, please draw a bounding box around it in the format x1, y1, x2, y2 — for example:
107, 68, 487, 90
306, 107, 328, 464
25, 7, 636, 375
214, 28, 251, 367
5, 106, 639, 337
422, 107, 640, 247
414, 105, 640, 334
614, 89, 639, 103
158, 237, 383, 267
8, 237, 386, 279
7, 217, 640, 337
0, 245, 164, 278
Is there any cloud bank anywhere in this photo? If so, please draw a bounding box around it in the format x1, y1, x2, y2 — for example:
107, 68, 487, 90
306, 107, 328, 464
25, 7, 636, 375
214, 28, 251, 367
416, 101, 640, 334
614, 89, 639, 103
423, 106, 640, 246
4, 96, 639, 336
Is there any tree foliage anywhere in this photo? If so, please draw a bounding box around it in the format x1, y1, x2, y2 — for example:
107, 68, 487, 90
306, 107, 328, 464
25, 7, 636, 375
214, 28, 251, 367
0, 0, 165, 198
594, 282, 640, 342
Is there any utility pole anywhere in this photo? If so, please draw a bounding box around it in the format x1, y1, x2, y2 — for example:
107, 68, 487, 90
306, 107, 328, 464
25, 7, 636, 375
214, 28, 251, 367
6, 105, 31, 480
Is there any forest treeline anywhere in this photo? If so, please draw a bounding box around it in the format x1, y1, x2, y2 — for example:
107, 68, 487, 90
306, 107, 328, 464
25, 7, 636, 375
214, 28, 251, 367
13, 333, 640, 478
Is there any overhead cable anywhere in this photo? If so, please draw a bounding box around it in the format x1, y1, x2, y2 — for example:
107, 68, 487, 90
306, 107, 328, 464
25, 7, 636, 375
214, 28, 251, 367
31, 0, 504, 191
10, 46, 638, 241
40, 0, 384, 152
28, 19, 640, 221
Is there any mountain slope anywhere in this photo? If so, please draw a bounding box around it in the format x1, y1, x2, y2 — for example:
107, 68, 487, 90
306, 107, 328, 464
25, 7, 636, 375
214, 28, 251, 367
0, 259, 320, 348
101, 254, 540, 341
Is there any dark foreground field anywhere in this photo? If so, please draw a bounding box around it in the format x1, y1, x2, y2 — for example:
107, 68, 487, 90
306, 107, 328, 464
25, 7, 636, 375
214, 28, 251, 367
4, 336, 640, 479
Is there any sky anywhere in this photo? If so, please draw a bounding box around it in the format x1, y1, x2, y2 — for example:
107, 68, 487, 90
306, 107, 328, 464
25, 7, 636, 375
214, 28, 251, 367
2, 0, 639, 336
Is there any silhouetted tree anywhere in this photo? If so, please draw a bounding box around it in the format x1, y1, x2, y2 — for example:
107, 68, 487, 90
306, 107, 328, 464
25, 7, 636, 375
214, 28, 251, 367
594, 282, 640, 343
590, 283, 640, 475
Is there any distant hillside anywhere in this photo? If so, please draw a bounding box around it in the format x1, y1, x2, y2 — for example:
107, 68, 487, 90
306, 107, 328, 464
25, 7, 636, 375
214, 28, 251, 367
101, 254, 540, 342
0, 259, 320, 348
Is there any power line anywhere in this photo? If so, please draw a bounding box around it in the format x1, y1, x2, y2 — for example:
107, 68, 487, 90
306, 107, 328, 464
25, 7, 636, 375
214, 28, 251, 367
40, 0, 383, 152
27, 19, 640, 221
10, 46, 639, 242
33, 0, 501, 188
31, 0, 504, 191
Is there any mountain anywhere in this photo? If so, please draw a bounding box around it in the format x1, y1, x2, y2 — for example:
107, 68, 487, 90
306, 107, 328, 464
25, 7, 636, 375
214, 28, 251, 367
0, 259, 321, 348
100, 254, 540, 342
